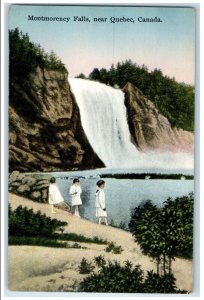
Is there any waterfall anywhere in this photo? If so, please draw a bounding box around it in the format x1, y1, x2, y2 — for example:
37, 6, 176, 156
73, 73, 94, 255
69, 78, 193, 170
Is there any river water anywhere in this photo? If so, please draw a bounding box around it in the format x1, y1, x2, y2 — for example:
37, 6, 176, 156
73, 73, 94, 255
47, 168, 194, 228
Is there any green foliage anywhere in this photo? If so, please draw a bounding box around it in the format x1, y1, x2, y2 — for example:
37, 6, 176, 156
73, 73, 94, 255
79, 259, 186, 293
129, 193, 194, 275
8, 205, 107, 249
105, 242, 123, 254
9, 28, 67, 79
78, 258, 95, 274
71, 242, 82, 249
56, 233, 107, 245
9, 205, 67, 237
129, 200, 161, 258
144, 271, 187, 294
163, 193, 194, 259
79, 260, 144, 293
94, 255, 106, 268
9, 235, 69, 248
75, 73, 86, 79
88, 60, 194, 131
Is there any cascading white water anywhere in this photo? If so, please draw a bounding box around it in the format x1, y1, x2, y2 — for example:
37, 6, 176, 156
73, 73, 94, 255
69, 78, 140, 167
69, 78, 193, 170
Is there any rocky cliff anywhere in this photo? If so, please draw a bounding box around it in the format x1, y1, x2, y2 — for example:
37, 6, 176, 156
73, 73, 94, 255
123, 83, 194, 153
9, 67, 104, 172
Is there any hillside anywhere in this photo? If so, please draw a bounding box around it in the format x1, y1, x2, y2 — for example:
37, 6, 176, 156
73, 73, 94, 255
8, 193, 193, 292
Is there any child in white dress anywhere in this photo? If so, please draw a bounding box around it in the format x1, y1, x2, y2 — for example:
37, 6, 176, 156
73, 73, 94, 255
48, 177, 64, 213
69, 178, 82, 217
95, 180, 108, 225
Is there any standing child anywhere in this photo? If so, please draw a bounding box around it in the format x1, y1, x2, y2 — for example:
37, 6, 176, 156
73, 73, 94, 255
69, 178, 82, 217
48, 177, 64, 213
95, 180, 108, 225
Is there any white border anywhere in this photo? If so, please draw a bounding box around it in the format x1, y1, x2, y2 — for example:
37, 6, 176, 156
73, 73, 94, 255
1, 1, 202, 300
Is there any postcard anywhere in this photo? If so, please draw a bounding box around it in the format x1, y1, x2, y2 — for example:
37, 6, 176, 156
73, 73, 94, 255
8, 4, 195, 294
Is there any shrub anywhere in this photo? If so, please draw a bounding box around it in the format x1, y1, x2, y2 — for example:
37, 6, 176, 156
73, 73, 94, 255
56, 233, 107, 245
105, 242, 123, 254
79, 260, 144, 293
94, 255, 106, 268
72, 242, 81, 249
9, 205, 67, 237
78, 258, 95, 274
79, 259, 188, 293
144, 271, 187, 294
9, 236, 68, 248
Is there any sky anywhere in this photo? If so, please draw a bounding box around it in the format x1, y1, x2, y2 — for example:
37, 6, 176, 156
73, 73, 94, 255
9, 5, 196, 84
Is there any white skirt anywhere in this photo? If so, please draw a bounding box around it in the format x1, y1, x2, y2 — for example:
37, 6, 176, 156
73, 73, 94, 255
96, 207, 107, 217
48, 185, 64, 205
71, 196, 82, 206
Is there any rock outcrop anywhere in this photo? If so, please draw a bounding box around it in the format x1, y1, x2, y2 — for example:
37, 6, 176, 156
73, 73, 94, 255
123, 83, 194, 152
9, 67, 104, 172
9, 171, 70, 211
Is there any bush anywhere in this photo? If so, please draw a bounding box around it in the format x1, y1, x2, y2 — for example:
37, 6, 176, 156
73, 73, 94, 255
9, 236, 69, 248
94, 255, 106, 268
78, 258, 95, 274
105, 242, 123, 254
144, 270, 187, 294
79, 260, 144, 293
56, 233, 107, 245
9, 205, 67, 237
79, 259, 188, 293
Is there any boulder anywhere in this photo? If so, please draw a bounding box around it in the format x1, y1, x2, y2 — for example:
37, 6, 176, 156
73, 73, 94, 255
9, 170, 20, 183
32, 184, 49, 191
22, 176, 37, 186
30, 190, 41, 201
17, 184, 30, 194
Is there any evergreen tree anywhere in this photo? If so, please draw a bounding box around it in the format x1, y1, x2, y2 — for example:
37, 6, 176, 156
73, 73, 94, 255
9, 28, 67, 80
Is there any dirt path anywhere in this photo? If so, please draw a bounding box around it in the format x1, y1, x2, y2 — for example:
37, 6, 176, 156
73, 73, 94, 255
8, 193, 193, 292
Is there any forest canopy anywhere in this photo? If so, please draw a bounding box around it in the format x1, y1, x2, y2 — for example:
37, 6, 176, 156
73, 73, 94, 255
85, 60, 194, 132
9, 28, 67, 79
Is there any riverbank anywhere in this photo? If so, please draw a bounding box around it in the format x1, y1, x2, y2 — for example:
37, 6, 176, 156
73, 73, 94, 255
8, 193, 193, 292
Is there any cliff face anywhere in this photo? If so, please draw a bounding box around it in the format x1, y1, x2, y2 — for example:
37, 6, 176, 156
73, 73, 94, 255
123, 83, 194, 153
9, 66, 104, 172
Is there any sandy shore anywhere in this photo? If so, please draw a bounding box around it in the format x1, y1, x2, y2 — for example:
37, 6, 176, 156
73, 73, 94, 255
8, 193, 193, 292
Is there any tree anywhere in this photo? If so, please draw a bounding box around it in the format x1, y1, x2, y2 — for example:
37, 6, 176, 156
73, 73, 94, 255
9, 28, 67, 80
75, 73, 86, 79
129, 200, 164, 274
88, 68, 101, 82
129, 194, 194, 276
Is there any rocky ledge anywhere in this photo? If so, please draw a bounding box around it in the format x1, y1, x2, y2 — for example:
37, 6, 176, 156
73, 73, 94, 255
123, 82, 194, 152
